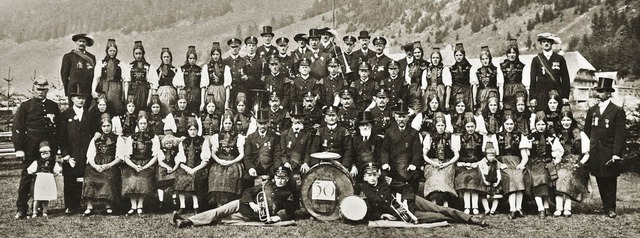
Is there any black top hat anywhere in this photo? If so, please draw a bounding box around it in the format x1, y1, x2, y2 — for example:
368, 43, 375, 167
69, 84, 87, 97
255, 109, 269, 123
358, 31, 371, 39
274, 166, 291, 177
372, 36, 387, 46
595, 77, 615, 92
261, 26, 274, 37
294, 33, 309, 43
402, 43, 414, 52
290, 103, 305, 117
394, 99, 410, 115
357, 111, 374, 124
245, 36, 258, 45
308, 28, 321, 39
227, 38, 242, 46
276, 37, 289, 46
343, 35, 356, 44
72, 33, 94, 47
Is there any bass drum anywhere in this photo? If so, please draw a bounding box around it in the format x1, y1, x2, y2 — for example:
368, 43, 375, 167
300, 161, 354, 221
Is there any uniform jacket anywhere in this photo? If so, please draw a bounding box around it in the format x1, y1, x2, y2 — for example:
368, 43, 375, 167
244, 130, 280, 175
367, 54, 392, 81
353, 49, 376, 63
529, 52, 570, 110
352, 134, 383, 168
239, 180, 299, 220
12, 98, 61, 163
309, 125, 353, 167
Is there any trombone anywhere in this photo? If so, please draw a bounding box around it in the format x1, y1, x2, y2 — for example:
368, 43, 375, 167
390, 193, 418, 224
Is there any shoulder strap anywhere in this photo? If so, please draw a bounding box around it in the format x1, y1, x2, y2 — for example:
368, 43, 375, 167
537, 55, 559, 84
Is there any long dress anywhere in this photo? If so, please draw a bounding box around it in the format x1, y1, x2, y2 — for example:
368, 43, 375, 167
202, 60, 228, 111
93, 58, 126, 115
155, 64, 179, 114
82, 133, 121, 203
522, 132, 564, 196
449, 60, 473, 109
157, 134, 179, 190
423, 132, 459, 199
555, 128, 590, 202
179, 64, 204, 114
208, 132, 245, 205
125, 61, 157, 111
500, 60, 527, 106
173, 136, 211, 195
421, 63, 451, 111
120, 131, 162, 197
474, 65, 502, 111
454, 133, 486, 194
497, 131, 528, 194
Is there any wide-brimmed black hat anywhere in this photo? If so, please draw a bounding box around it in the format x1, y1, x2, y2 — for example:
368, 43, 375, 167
261, 26, 274, 37
72, 33, 94, 47
595, 77, 615, 92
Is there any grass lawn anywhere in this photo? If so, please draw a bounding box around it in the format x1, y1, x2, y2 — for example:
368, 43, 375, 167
0, 168, 639, 238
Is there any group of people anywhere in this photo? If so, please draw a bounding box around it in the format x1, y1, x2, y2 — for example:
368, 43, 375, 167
12, 26, 626, 227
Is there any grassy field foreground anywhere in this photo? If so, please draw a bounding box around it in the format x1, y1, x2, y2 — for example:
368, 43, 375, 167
0, 168, 639, 238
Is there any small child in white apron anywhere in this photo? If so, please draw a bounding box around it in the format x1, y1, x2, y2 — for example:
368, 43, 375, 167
27, 141, 62, 218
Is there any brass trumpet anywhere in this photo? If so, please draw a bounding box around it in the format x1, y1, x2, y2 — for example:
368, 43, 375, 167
390, 193, 418, 224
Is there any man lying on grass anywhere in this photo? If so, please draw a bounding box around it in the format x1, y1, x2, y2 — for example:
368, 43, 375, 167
171, 166, 299, 228
357, 162, 488, 226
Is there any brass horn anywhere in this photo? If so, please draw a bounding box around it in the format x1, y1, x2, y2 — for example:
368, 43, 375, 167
390, 193, 418, 224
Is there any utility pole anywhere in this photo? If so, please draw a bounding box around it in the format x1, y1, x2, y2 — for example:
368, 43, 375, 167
332, 0, 336, 29
3, 67, 13, 98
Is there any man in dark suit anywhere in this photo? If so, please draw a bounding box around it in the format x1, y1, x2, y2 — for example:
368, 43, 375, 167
291, 33, 309, 76
529, 33, 570, 111
61, 33, 95, 105
304, 28, 331, 79
380, 100, 422, 194
12, 77, 61, 219
353, 31, 375, 63
349, 111, 382, 179
583, 77, 626, 218
276, 104, 312, 177
59, 85, 94, 214
257, 26, 277, 60
367, 36, 392, 82
303, 106, 353, 173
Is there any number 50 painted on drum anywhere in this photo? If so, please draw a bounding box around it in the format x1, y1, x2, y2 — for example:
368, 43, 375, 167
312, 180, 337, 201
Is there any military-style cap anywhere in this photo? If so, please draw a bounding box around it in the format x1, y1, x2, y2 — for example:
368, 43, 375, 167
375, 87, 389, 98
362, 162, 380, 174
358, 30, 371, 40
261, 26, 274, 37
343, 35, 357, 44
274, 166, 291, 177
339, 89, 354, 99
269, 91, 282, 100
303, 91, 317, 100
33, 75, 49, 91
72, 33, 94, 47
227, 38, 242, 46
327, 57, 340, 66
299, 58, 311, 67
268, 55, 280, 64
387, 60, 400, 69
276, 37, 289, 46
358, 61, 371, 71
372, 36, 387, 46
245, 36, 258, 45
322, 105, 338, 115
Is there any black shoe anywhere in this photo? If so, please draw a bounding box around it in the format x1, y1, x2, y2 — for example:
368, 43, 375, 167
516, 210, 524, 217
469, 216, 488, 227
539, 211, 546, 219
508, 212, 516, 220
607, 211, 617, 218
171, 211, 192, 228
14, 211, 26, 220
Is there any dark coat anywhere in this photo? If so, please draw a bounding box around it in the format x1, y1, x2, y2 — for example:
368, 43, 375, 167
309, 125, 353, 167
60, 106, 94, 177
380, 126, 423, 181
584, 102, 626, 177
276, 128, 312, 169
61, 50, 96, 96
529, 52, 570, 110
353, 49, 376, 63
12, 98, 61, 164
244, 130, 280, 176
239, 180, 299, 220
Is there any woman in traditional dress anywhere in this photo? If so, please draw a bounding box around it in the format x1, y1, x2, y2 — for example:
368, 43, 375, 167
124, 41, 157, 111
173, 91, 197, 138
404, 43, 428, 112
82, 113, 122, 216
147, 94, 166, 136
554, 107, 590, 217
208, 110, 245, 207
90, 95, 121, 135
512, 92, 532, 136
154, 47, 180, 114
174, 117, 211, 214
476, 96, 502, 137
473, 46, 503, 113
496, 109, 529, 219
522, 111, 564, 218
541, 90, 563, 135
178, 46, 205, 114
447, 43, 473, 111
421, 47, 451, 111
448, 98, 470, 135
112, 95, 138, 137
422, 112, 459, 207
233, 97, 256, 136
201, 93, 221, 138
202, 42, 229, 112
500, 39, 527, 107
454, 113, 491, 215
119, 111, 162, 216
92, 39, 126, 116
411, 94, 449, 140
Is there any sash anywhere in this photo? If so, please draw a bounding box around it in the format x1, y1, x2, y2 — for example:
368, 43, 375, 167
536, 54, 559, 85
72, 49, 95, 67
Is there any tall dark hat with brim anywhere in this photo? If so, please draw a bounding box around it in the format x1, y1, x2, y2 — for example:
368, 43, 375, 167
358, 31, 371, 40
69, 84, 87, 97
290, 103, 305, 117
72, 33, 94, 47
357, 111, 374, 124
261, 26, 274, 37
308, 28, 321, 39
394, 99, 410, 115
595, 77, 615, 92
319, 27, 333, 37
255, 109, 269, 123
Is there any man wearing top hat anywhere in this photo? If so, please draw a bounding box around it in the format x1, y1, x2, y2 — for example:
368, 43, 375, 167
353, 30, 376, 63
274, 37, 295, 78
529, 32, 570, 111
380, 60, 409, 107
584, 77, 626, 218
12, 77, 62, 219
319, 57, 349, 107
350, 111, 383, 179
380, 100, 423, 194
367, 36, 392, 82
61, 33, 96, 104
59, 85, 94, 214
257, 26, 277, 60
222, 38, 247, 108
244, 109, 281, 180
276, 103, 312, 175
350, 62, 380, 110
337, 89, 359, 135
303, 106, 353, 173
304, 28, 332, 79
263, 56, 292, 110
368, 88, 395, 137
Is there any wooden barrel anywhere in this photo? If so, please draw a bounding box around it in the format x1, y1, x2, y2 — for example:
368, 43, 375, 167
301, 160, 354, 221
